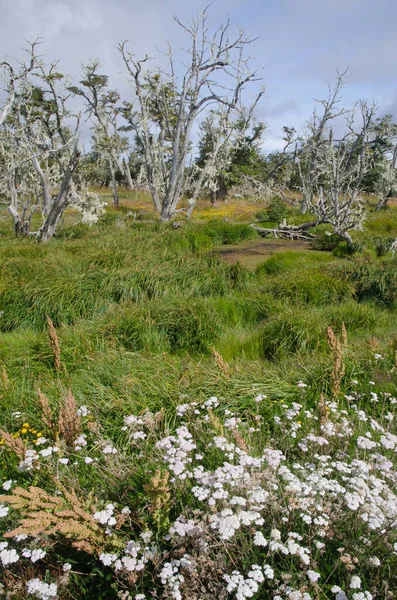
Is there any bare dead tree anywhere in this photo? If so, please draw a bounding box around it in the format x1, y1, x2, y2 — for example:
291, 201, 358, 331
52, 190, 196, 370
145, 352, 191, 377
1, 48, 105, 241
311, 101, 377, 245
233, 125, 297, 202
297, 69, 349, 213
119, 7, 262, 221
375, 142, 397, 210
0, 40, 41, 128
255, 81, 377, 245
68, 61, 134, 204
185, 96, 264, 217
39, 141, 81, 242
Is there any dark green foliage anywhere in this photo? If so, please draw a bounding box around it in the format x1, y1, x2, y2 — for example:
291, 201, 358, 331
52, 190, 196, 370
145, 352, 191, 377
264, 196, 290, 223
311, 230, 343, 251
337, 255, 397, 307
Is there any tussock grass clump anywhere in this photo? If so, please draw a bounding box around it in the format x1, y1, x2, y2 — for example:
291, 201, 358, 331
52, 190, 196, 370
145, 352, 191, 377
336, 255, 397, 307
259, 301, 382, 360
264, 269, 354, 306
199, 219, 257, 245
101, 299, 223, 354
256, 250, 333, 276
212, 293, 275, 327
365, 210, 397, 233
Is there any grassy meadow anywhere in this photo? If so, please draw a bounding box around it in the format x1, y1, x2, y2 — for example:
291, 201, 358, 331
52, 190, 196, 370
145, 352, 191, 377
0, 192, 397, 599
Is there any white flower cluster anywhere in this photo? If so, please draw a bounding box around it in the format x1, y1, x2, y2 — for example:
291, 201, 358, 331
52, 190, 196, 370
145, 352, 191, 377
76, 405, 90, 417
156, 426, 196, 480
22, 548, 46, 562
102, 444, 118, 455
99, 535, 154, 576
26, 578, 57, 599
160, 389, 397, 599
94, 503, 117, 526
1, 385, 396, 599
159, 555, 192, 600
0, 542, 19, 566
224, 564, 276, 599
74, 434, 87, 451
123, 413, 154, 442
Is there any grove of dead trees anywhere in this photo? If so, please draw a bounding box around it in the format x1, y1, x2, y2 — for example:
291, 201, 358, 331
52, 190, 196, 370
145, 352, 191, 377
1, 12, 396, 243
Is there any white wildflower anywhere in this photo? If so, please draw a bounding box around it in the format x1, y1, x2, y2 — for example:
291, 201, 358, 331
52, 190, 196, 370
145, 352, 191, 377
26, 578, 57, 599
350, 575, 361, 589
0, 548, 19, 566
253, 531, 267, 546
102, 445, 117, 455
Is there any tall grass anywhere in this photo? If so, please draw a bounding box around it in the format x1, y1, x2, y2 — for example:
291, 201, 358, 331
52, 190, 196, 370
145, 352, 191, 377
1, 216, 397, 431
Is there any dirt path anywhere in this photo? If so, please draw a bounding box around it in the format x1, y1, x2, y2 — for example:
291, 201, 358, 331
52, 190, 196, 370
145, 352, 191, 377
217, 238, 311, 268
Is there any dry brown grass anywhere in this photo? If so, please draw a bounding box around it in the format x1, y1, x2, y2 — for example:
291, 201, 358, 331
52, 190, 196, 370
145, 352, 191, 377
0, 428, 26, 457
47, 316, 61, 372
94, 188, 263, 222
211, 346, 230, 376
143, 470, 171, 518
58, 389, 82, 448
0, 483, 108, 555
38, 388, 55, 431
327, 324, 347, 400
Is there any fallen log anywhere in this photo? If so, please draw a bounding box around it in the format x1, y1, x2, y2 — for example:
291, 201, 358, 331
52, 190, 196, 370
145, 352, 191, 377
250, 220, 320, 241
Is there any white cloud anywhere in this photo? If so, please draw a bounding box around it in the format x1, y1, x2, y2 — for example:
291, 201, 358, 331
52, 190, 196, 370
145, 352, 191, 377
1, 0, 397, 150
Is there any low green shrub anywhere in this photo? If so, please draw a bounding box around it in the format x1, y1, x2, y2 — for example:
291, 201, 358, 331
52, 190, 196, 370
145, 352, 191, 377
310, 229, 341, 251
332, 241, 355, 257
255, 195, 291, 224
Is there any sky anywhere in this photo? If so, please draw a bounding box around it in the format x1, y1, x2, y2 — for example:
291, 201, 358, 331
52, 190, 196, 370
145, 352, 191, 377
1, 0, 397, 152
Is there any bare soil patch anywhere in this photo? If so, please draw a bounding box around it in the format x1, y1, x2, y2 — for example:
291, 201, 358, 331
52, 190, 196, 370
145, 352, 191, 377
217, 238, 311, 269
